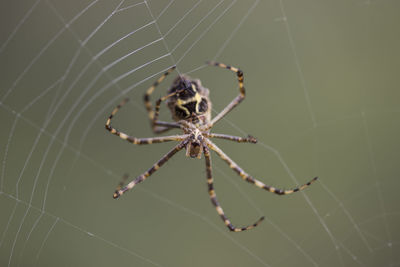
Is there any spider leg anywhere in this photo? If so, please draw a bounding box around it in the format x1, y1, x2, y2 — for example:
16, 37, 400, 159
106, 98, 188, 144
204, 61, 246, 129
144, 66, 179, 134
205, 139, 318, 195
113, 140, 187, 198
153, 121, 181, 130
203, 144, 264, 232
115, 173, 129, 192
205, 133, 257, 144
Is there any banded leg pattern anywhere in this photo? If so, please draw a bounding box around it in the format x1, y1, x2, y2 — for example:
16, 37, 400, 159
206, 61, 246, 128
144, 66, 176, 121
115, 173, 129, 192
206, 133, 257, 143
113, 141, 187, 198
203, 145, 264, 232
206, 139, 318, 196
207, 61, 245, 96
106, 98, 187, 144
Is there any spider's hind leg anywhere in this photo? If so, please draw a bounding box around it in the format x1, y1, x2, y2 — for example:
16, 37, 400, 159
206, 139, 318, 196
113, 140, 187, 199
114, 173, 130, 196
203, 144, 264, 232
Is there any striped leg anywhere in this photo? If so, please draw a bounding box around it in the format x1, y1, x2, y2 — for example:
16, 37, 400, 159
153, 121, 181, 130
144, 66, 177, 133
203, 145, 264, 232
113, 141, 187, 198
205, 133, 257, 144
206, 139, 318, 195
105, 98, 188, 144
115, 173, 129, 193
205, 61, 246, 129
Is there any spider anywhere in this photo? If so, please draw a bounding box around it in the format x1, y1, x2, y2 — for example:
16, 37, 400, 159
105, 61, 318, 232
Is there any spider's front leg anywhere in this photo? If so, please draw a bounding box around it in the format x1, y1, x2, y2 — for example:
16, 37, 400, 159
204, 61, 246, 130
203, 144, 264, 232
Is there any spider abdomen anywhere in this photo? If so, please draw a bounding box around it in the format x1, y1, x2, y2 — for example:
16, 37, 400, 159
167, 75, 211, 124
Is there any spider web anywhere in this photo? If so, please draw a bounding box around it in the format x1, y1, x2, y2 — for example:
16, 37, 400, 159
1, 0, 400, 266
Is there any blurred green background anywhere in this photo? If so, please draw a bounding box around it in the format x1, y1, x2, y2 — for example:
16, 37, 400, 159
1, 0, 400, 266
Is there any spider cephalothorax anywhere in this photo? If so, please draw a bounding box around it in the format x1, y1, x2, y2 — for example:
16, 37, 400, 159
106, 62, 318, 232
